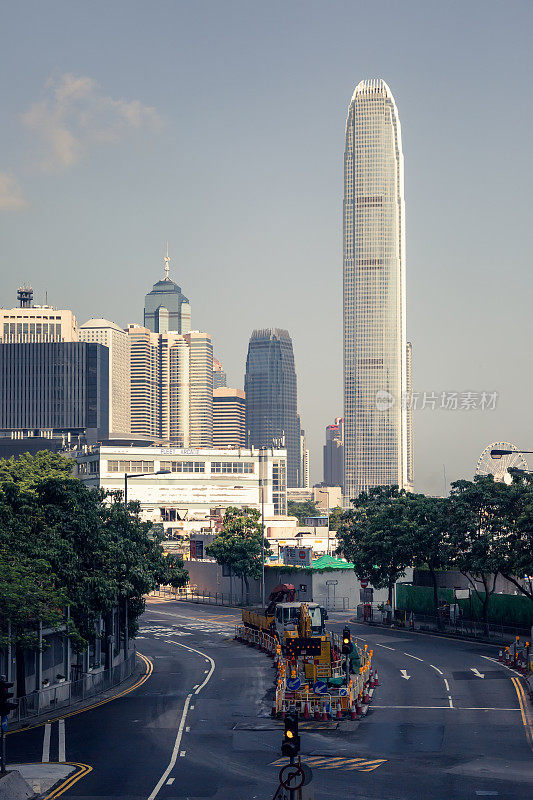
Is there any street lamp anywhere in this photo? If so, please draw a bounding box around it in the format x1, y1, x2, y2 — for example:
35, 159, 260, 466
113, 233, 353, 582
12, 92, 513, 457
491, 448, 533, 459
316, 489, 331, 555
259, 447, 267, 610
124, 470, 171, 507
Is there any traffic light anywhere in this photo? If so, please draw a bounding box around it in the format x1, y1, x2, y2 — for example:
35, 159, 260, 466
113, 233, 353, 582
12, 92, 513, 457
342, 626, 351, 655
281, 711, 300, 758
0, 677, 16, 718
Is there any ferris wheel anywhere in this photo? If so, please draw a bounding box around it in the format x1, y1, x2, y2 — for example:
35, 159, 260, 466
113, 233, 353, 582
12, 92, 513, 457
476, 442, 528, 485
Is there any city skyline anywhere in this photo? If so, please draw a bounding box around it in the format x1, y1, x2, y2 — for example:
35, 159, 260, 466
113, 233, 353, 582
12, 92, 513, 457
343, 78, 412, 500
1, 2, 532, 495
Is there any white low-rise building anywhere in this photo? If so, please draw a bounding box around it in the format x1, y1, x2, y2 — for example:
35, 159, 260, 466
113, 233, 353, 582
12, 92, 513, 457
75, 445, 287, 529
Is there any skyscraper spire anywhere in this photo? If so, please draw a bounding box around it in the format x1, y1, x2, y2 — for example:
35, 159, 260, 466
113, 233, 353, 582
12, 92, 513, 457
164, 242, 170, 281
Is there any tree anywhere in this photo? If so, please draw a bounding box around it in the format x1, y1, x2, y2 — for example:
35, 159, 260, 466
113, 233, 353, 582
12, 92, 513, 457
490, 469, 533, 603
162, 553, 189, 590
448, 476, 506, 634
0, 450, 74, 493
328, 506, 346, 532
408, 495, 452, 629
337, 486, 415, 619
287, 500, 321, 524
207, 506, 271, 604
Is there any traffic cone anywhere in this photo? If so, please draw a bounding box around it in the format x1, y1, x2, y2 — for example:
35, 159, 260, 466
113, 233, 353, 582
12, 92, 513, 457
271, 700, 277, 718
369, 670, 375, 688
498, 649, 503, 662
356, 695, 363, 717
374, 669, 379, 686
314, 702, 321, 720
349, 700, 357, 720
363, 684, 370, 703
336, 700, 343, 719
304, 701, 310, 719
321, 701, 328, 722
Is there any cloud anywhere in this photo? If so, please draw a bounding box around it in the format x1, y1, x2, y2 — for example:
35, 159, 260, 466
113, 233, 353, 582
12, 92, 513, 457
0, 172, 27, 210
21, 73, 160, 171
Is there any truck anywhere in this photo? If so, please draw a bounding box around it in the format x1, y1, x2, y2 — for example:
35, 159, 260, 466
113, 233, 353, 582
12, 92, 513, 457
241, 583, 328, 645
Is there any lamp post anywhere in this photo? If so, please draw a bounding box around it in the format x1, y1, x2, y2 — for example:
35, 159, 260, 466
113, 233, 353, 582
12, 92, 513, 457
317, 489, 330, 555
124, 469, 171, 507
259, 447, 267, 609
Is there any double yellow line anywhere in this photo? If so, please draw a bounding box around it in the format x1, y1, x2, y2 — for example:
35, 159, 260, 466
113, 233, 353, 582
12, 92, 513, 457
511, 676, 533, 751
43, 762, 93, 799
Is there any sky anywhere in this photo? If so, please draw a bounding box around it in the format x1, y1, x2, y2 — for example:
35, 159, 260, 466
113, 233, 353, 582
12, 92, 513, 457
1, 1, 532, 495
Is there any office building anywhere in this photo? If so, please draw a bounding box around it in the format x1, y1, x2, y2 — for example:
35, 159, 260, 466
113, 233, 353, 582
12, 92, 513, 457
343, 79, 412, 501
79, 319, 131, 436
127, 325, 213, 447
1, 286, 78, 343
244, 328, 300, 487
0, 342, 108, 441
76, 445, 288, 520
213, 388, 246, 447
144, 248, 191, 334
300, 427, 310, 488
323, 417, 344, 489
213, 358, 227, 389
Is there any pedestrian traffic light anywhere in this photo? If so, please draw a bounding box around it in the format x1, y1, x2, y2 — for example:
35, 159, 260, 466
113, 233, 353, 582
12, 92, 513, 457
342, 626, 351, 655
0, 677, 16, 717
281, 711, 300, 757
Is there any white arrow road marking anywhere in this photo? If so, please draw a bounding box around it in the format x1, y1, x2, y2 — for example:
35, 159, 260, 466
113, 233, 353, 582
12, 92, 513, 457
471, 668, 485, 678
400, 670, 410, 680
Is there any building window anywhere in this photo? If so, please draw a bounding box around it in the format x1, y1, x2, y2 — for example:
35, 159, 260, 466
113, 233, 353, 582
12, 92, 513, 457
106, 460, 154, 474
211, 461, 254, 474
159, 460, 205, 473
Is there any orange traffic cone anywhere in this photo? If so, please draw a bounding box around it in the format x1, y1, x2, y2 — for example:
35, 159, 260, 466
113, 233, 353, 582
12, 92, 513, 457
321, 701, 328, 722
374, 669, 379, 686
304, 701, 310, 719
336, 701, 343, 719
498, 649, 503, 662
356, 695, 363, 717
369, 670, 375, 688
314, 702, 321, 720
349, 700, 357, 720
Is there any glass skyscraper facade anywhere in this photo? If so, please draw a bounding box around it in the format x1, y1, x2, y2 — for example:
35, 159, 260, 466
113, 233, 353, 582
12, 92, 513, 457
343, 78, 413, 502
244, 328, 300, 488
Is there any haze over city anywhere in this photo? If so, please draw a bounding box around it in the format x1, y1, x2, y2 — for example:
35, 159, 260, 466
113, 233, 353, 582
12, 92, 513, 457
1, 0, 532, 494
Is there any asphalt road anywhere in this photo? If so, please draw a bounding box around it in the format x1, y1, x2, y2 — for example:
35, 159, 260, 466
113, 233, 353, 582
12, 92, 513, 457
8, 600, 532, 799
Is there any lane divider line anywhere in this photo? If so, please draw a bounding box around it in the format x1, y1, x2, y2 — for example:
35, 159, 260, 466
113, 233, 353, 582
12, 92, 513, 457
444, 679, 450, 692
376, 644, 395, 651
146, 640, 216, 800
403, 652, 424, 662
42, 762, 93, 800
448, 695, 454, 708
430, 665, 443, 675
58, 718, 65, 762
42, 722, 51, 763
511, 677, 533, 751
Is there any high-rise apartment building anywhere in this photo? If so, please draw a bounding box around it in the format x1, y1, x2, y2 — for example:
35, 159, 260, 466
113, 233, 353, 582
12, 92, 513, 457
0, 342, 109, 440
244, 328, 300, 487
213, 358, 227, 389
324, 417, 344, 489
343, 79, 412, 501
299, 427, 310, 488
0, 287, 78, 343
127, 325, 213, 446
144, 249, 191, 334
213, 388, 246, 447
79, 319, 131, 436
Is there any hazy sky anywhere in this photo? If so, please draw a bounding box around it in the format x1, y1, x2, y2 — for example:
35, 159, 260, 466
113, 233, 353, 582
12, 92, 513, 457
1, 1, 532, 494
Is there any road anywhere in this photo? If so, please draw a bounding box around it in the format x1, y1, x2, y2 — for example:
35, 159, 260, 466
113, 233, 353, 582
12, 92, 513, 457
8, 599, 532, 799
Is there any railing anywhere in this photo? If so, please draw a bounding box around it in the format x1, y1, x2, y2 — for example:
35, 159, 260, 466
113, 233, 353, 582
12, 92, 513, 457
10, 650, 137, 725
150, 585, 250, 607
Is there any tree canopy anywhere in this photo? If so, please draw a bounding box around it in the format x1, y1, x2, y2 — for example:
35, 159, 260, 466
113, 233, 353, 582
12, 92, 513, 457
287, 500, 321, 524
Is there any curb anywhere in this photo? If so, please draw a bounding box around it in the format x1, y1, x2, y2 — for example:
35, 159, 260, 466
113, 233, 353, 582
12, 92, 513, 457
8, 657, 146, 734
350, 619, 506, 648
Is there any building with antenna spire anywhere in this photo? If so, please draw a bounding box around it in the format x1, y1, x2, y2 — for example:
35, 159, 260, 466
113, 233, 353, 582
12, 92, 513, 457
144, 246, 191, 334
0, 287, 78, 343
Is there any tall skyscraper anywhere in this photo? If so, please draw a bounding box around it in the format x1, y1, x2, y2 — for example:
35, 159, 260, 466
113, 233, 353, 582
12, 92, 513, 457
79, 319, 131, 436
299, 427, 310, 488
323, 417, 344, 489
213, 388, 246, 447
213, 358, 227, 389
343, 79, 412, 501
127, 325, 213, 446
144, 248, 191, 334
244, 328, 300, 487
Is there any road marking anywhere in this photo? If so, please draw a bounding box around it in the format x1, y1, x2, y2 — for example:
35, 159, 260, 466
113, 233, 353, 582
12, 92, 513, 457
58, 718, 65, 762
471, 668, 485, 678
481, 655, 524, 677
444, 679, 450, 692
511, 677, 533, 751
42, 762, 93, 800
430, 664, 443, 675
270, 756, 387, 772
42, 723, 51, 762
166, 778, 175, 785
403, 652, 423, 661
448, 695, 454, 708
146, 641, 216, 800
376, 643, 395, 651
180, 751, 186, 757
400, 670, 410, 680
475, 792, 498, 796
185, 726, 190, 732
372, 705, 520, 710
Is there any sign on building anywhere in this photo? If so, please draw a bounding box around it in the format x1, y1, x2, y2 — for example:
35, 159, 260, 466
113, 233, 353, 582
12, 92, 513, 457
281, 546, 312, 567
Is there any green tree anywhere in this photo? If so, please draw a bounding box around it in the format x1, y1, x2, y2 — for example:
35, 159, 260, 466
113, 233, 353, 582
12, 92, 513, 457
489, 469, 533, 603
207, 506, 271, 604
0, 450, 74, 492
448, 476, 506, 633
337, 486, 415, 618
328, 506, 345, 532
162, 553, 189, 590
287, 500, 321, 524
408, 495, 452, 629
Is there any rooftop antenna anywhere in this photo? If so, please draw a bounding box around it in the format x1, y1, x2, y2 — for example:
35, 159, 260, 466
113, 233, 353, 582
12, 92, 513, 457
164, 242, 170, 280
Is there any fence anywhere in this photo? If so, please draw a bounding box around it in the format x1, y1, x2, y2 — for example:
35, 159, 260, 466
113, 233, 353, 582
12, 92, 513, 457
151, 585, 250, 607
9, 650, 137, 725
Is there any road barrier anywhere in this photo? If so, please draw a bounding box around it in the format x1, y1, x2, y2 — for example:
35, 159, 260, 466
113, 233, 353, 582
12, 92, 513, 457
150, 585, 251, 607
234, 624, 374, 720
